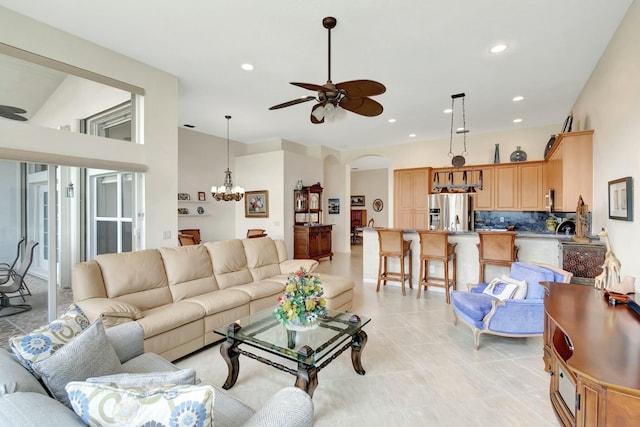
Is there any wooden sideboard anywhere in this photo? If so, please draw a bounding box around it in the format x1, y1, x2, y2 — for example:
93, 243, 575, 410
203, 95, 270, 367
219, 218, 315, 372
544, 283, 640, 426
293, 225, 333, 261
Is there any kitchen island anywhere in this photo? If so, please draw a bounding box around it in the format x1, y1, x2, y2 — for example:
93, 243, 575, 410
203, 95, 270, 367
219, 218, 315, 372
362, 228, 576, 295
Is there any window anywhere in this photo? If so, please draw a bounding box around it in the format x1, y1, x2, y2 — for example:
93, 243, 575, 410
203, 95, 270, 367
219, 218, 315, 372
91, 172, 134, 256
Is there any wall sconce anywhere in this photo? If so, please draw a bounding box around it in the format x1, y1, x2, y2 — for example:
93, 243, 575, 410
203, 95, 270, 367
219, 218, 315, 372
66, 183, 74, 198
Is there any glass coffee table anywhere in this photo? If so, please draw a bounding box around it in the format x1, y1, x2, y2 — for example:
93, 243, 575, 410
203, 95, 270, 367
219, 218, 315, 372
213, 307, 370, 397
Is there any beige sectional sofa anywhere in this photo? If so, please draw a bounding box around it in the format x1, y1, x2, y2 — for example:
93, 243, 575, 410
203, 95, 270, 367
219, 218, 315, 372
71, 237, 355, 361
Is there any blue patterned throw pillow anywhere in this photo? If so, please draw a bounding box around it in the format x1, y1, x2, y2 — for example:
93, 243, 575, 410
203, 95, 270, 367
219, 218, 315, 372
9, 303, 89, 377
65, 382, 215, 427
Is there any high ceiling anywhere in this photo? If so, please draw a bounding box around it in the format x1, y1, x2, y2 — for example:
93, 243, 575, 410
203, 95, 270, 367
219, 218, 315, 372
0, 1, 633, 150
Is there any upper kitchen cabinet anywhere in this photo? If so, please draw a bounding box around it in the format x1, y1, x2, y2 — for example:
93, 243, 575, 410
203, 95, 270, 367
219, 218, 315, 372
479, 162, 543, 211
543, 131, 594, 212
518, 162, 544, 211
394, 167, 430, 229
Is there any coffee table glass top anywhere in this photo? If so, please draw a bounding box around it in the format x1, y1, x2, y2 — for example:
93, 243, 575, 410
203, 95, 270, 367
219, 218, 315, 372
214, 307, 370, 366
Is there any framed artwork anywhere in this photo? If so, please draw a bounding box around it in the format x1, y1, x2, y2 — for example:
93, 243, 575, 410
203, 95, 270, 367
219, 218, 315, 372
198, 191, 206, 201
351, 195, 365, 207
373, 198, 384, 212
328, 198, 340, 214
608, 177, 633, 221
245, 190, 269, 218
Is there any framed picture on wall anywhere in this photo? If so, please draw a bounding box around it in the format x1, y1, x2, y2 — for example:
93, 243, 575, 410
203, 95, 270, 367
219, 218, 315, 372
608, 177, 633, 221
351, 195, 365, 207
198, 191, 206, 201
245, 190, 269, 218
328, 198, 340, 214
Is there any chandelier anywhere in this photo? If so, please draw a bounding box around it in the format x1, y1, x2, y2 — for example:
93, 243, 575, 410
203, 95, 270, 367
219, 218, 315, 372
211, 115, 244, 201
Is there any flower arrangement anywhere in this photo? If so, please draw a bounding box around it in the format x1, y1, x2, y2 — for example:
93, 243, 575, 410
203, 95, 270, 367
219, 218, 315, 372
274, 268, 328, 326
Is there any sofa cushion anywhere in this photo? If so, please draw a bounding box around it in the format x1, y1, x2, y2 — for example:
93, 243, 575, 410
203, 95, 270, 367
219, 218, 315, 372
0, 392, 85, 427
451, 291, 497, 322
87, 368, 197, 388
65, 382, 215, 427
159, 245, 219, 301
0, 349, 47, 395
242, 237, 282, 281
95, 249, 172, 310
232, 280, 285, 300
205, 240, 254, 289
9, 303, 90, 377
510, 262, 555, 299
137, 301, 204, 338
311, 273, 355, 299
185, 288, 251, 315
120, 352, 183, 373
72, 260, 107, 300
33, 319, 122, 409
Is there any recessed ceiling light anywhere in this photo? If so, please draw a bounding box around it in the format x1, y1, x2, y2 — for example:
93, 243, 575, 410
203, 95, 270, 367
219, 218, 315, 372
241, 63, 254, 71
443, 108, 453, 114
409, 133, 416, 138
512, 96, 524, 102
456, 127, 465, 132
490, 44, 508, 54
513, 118, 523, 123
388, 118, 396, 123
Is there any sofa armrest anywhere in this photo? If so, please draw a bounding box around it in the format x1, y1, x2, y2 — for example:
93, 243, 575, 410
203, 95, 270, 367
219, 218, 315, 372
279, 259, 319, 275
242, 386, 313, 427
75, 298, 143, 325
104, 322, 145, 363
469, 283, 488, 293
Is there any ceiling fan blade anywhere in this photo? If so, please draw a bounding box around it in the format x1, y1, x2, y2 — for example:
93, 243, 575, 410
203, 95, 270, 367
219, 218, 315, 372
0, 105, 28, 121
310, 103, 325, 124
339, 96, 384, 117
290, 82, 330, 93
269, 96, 316, 110
336, 80, 386, 98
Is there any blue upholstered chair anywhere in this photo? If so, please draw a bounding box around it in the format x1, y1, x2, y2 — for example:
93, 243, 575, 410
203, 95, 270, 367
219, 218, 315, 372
451, 262, 572, 350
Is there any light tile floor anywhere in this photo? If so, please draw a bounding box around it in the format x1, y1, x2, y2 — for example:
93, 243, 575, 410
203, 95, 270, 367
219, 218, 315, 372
1, 246, 559, 426
176, 246, 559, 427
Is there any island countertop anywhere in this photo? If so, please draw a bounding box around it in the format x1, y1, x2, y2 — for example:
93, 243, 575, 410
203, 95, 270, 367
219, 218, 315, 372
361, 228, 582, 293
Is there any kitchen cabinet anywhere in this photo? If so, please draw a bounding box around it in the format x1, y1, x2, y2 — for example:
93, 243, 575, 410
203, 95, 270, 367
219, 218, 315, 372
495, 164, 518, 210
518, 162, 544, 210
472, 167, 494, 210
544, 130, 594, 212
394, 168, 429, 229
294, 225, 333, 260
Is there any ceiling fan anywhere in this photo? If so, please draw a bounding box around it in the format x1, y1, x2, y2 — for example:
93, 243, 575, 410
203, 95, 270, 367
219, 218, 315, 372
269, 16, 386, 124
0, 105, 28, 121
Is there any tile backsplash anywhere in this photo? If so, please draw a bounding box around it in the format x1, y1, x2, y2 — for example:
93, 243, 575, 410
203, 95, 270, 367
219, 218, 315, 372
474, 211, 586, 234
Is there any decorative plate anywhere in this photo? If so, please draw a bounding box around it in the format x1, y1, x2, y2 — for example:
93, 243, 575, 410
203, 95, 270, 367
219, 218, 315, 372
373, 198, 383, 212
197, 206, 204, 214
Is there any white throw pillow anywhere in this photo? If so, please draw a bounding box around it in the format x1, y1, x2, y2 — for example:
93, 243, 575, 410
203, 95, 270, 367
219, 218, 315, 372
65, 382, 215, 427
9, 303, 90, 376
483, 278, 518, 301
499, 274, 528, 299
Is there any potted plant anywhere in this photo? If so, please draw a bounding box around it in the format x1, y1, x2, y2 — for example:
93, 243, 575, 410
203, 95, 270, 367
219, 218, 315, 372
274, 268, 328, 331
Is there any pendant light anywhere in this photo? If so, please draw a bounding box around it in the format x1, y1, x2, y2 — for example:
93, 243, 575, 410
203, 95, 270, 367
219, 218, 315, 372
211, 115, 244, 201
448, 92, 468, 168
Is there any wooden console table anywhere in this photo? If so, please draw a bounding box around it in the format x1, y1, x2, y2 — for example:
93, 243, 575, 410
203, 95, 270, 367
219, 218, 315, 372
544, 283, 640, 426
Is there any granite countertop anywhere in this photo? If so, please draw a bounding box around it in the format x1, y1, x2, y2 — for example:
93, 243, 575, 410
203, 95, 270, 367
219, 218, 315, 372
394, 228, 600, 242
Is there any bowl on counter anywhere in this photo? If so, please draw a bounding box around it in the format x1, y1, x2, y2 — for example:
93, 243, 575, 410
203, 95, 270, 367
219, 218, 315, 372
556, 220, 576, 235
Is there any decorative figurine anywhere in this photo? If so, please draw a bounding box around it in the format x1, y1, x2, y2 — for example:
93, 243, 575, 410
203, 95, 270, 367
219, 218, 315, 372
594, 228, 621, 290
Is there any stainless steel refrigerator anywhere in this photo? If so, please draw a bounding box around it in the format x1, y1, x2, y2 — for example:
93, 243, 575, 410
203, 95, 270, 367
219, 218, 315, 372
427, 193, 474, 231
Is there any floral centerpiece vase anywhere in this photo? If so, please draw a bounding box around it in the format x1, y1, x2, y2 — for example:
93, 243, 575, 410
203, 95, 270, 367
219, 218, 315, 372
274, 268, 328, 349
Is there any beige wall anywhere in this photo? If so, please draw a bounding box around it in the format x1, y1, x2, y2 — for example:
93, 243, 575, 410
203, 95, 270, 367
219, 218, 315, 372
351, 169, 389, 229
571, 0, 640, 283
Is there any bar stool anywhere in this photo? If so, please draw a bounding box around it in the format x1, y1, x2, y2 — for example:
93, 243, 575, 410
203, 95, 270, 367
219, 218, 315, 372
376, 229, 412, 296
417, 231, 457, 303
477, 231, 519, 282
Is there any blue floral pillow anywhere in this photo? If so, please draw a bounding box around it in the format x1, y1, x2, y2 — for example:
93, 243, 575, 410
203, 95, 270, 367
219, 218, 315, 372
65, 382, 215, 427
9, 303, 89, 377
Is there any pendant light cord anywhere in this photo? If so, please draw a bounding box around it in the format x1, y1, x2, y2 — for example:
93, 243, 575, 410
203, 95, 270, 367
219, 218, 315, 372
225, 115, 231, 170
448, 93, 468, 158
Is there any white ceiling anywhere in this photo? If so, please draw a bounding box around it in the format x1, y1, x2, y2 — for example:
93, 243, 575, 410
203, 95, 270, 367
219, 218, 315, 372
0, 1, 633, 151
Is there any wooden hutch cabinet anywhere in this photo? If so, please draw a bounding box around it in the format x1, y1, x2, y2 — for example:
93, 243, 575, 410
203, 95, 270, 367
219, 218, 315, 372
293, 184, 333, 260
